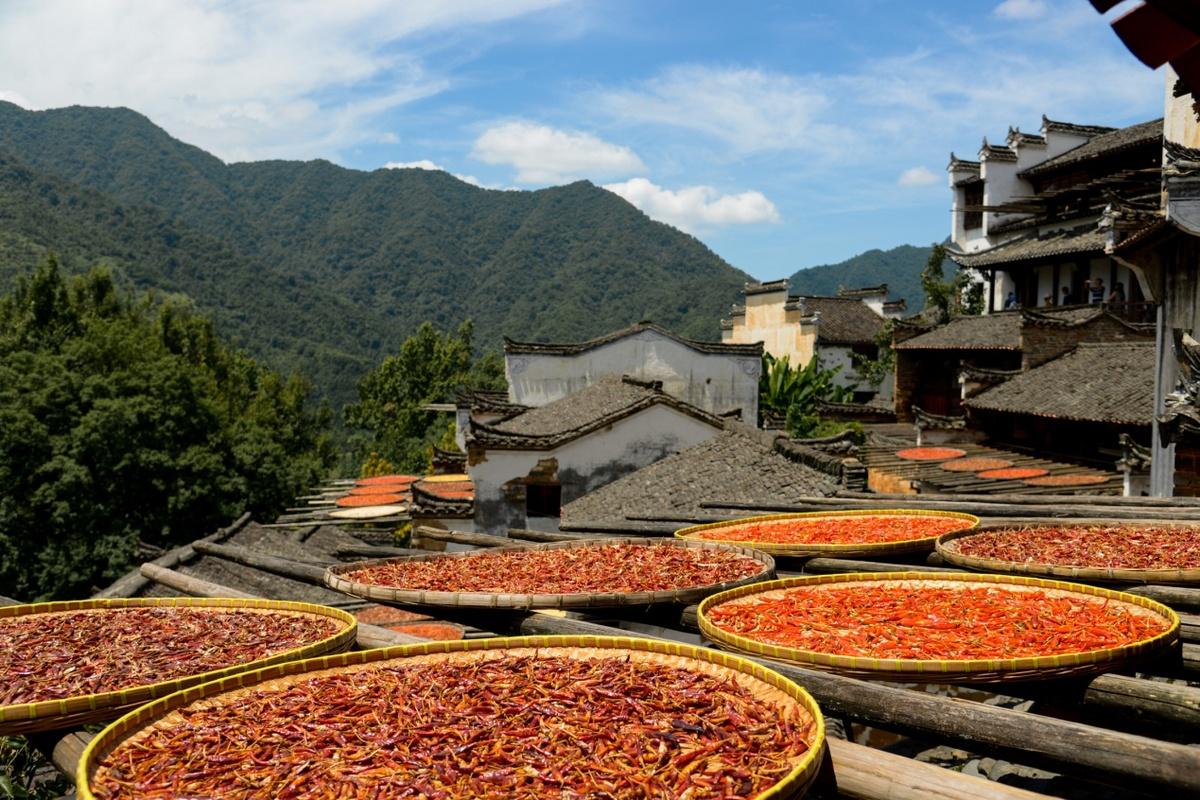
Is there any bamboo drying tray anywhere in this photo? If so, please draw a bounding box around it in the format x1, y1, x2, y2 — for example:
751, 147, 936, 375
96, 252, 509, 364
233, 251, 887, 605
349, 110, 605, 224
937, 524, 1200, 586
79, 635, 826, 800
697, 572, 1180, 683
0, 597, 356, 736
326, 537, 775, 610
675, 509, 980, 558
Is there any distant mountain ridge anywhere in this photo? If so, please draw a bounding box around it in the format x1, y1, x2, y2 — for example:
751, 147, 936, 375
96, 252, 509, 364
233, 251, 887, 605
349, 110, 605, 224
0, 102, 752, 407
788, 244, 934, 309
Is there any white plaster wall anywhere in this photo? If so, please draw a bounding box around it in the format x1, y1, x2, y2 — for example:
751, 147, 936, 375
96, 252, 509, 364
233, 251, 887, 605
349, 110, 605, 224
817, 346, 859, 391
981, 160, 1026, 235
506, 330, 760, 420
469, 404, 722, 533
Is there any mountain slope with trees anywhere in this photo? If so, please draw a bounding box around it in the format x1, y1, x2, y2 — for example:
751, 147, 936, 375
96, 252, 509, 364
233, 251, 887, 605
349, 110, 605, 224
0, 102, 752, 406
788, 244, 935, 307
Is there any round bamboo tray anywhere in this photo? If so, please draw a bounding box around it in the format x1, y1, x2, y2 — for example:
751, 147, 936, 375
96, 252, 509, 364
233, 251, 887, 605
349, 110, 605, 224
937, 524, 1200, 586
326, 537, 775, 610
675, 510, 980, 558
78, 635, 826, 800
0, 598, 356, 736
328, 504, 407, 519
697, 572, 1180, 684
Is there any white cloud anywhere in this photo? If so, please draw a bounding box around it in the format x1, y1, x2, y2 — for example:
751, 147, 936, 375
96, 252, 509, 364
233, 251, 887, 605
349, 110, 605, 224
0, 0, 563, 161
597, 65, 842, 156
377, 132, 400, 144
994, 0, 1049, 20
385, 159, 445, 171
897, 166, 939, 187
603, 178, 780, 232
471, 121, 645, 183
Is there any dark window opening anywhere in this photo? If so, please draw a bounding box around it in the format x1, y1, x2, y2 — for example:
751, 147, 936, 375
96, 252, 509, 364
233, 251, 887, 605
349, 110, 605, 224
963, 184, 983, 230
526, 484, 562, 518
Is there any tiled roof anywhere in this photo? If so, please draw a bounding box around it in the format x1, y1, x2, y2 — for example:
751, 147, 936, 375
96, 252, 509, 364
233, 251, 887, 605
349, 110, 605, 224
455, 389, 529, 417
469, 374, 723, 450
980, 141, 1018, 162
1021, 119, 1161, 178
894, 312, 1024, 351
411, 480, 473, 518
1042, 117, 1116, 137
503, 322, 762, 357
948, 153, 981, 171
744, 279, 790, 295
559, 427, 838, 528
948, 227, 1106, 269
796, 296, 887, 345
134, 522, 369, 605
836, 284, 888, 298
964, 342, 1154, 425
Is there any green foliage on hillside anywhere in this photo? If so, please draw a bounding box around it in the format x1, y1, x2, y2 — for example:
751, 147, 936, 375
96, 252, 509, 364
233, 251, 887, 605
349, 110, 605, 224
788, 244, 936, 307
0, 259, 334, 600
0, 102, 751, 409
346, 321, 504, 472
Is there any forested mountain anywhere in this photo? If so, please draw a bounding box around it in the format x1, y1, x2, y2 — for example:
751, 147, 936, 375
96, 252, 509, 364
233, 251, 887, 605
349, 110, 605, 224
788, 244, 934, 308
0, 102, 751, 406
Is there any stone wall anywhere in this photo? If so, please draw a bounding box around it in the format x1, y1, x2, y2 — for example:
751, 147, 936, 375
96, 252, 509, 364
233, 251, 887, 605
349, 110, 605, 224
1020, 314, 1152, 370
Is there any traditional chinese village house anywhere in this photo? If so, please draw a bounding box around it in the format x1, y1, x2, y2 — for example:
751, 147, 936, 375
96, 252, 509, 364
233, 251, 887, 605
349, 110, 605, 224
503, 322, 762, 421
721, 280, 897, 402
558, 424, 844, 533
465, 374, 724, 533
948, 116, 1160, 314
893, 306, 1153, 419
962, 341, 1153, 472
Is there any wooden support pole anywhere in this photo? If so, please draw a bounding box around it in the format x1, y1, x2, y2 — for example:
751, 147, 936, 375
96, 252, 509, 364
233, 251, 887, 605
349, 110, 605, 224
514, 614, 1200, 792
412, 526, 514, 548
834, 489, 1200, 508
191, 541, 328, 583
825, 738, 1052, 800
506, 528, 593, 542
335, 544, 429, 559
802, 558, 965, 576
1125, 584, 1200, 611
96, 512, 254, 599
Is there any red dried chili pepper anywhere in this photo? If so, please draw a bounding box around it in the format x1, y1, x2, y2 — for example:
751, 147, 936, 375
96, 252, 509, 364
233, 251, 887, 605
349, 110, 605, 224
688, 515, 972, 546
90, 654, 816, 799
0, 608, 341, 706
948, 525, 1200, 571
344, 543, 763, 595
706, 582, 1170, 660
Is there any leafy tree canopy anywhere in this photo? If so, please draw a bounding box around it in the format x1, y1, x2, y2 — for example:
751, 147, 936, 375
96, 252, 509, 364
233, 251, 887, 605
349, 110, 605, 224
345, 321, 504, 472
758, 353, 854, 438
0, 258, 334, 600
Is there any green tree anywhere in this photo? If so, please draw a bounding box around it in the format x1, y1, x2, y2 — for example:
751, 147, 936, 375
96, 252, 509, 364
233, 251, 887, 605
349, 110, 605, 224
0, 258, 334, 600
758, 353, 854, 437
345, 321, 503, 472
921, 243, 984, 323
850, 321, 895, 392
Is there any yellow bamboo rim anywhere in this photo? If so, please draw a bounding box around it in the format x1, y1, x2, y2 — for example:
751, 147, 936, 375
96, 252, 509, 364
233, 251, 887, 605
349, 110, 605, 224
78, 635, 827, 800
676, 509, 980, 557
697, 572, 1180, 683
937, 525, 1200, 586
420, 473, 470, 483
326, 537, 776, 610
0, 598, 356, 736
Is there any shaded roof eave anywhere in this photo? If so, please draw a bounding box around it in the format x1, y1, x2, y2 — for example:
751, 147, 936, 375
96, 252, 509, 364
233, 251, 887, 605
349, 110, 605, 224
504, 322, 762, 357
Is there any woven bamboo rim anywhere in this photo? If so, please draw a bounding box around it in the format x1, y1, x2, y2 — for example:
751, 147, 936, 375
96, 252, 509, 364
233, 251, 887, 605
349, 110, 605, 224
421, 473, 470, 483
0, 598, 356, 736
326, 537, 776, 610
937, 525, 1200, 586
697, 572, 1180, 684
79, 635, 826, 800
675, 510, 980, 558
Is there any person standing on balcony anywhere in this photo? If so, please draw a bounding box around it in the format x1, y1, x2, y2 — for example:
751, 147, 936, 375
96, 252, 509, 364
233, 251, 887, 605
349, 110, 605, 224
1108, 281, 1126, 305
1090, 276, 1106, 304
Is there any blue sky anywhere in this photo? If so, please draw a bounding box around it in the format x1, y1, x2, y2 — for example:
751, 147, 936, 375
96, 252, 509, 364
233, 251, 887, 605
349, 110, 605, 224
0, 0, 1164, 279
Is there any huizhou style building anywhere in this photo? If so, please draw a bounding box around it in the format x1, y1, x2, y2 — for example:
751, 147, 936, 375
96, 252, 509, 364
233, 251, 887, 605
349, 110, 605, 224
502, 322, 762, 422
720, 280, 902, 403
947, 116, 1161, 315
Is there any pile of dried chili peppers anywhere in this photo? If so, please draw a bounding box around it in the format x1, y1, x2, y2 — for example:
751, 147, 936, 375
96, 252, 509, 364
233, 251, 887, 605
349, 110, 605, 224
705, 582, 1170, 660
947, 526, 1200, 571
342, 543, 764, 594
91, 653, 814, 799
894, 447, 966, 461
689, 515, 972, 546
1, 608, 342, 706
